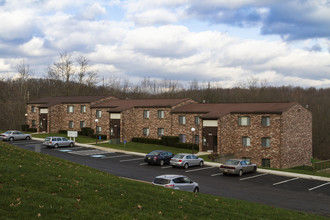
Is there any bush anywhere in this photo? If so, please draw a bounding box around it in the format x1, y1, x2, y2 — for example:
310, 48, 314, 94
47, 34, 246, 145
173, 142, 199, 151
132, 137, 162, 145
161, 136, 179, 146
27, 128, 37, 132
21, 124, 29, 131
81, 127, 94, 137
91, 134, 107, 140
59, 130, 67, 134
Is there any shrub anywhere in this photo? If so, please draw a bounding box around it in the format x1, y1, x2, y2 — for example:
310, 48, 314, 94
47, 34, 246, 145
81, 127, 94, 137
59, 130, 67, 134
161, 136, 179, 146
27, 128, 37, 132
173, 142, 199, 151
132, 137, 162, 145
91, 134, 107, 140
21, 124, 29, 131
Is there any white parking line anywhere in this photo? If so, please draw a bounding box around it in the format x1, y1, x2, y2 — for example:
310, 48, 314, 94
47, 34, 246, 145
308, 182, 330, 191
120, 158, 144, 162
240, 173, 268, 181
161, 166, 172, 169
101, 154, 132, 159
211, 173, 223, 177
140, 163, 148, 165
185, 167, 215, 173
273, 177, 299, 186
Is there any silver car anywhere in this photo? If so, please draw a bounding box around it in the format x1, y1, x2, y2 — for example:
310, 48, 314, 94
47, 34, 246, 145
0, 130, 31, 141
219, 159, 257, 176
170, 153, 204, 169
43, 137, 74, 148
152, 175, 199, 192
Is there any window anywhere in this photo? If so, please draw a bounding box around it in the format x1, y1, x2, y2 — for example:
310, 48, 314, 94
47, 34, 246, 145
32, 120, 36, 127
67, 105, 74, 113
96, 126, 101, 134
157, 128, 164, 137
80, 121, 85, 128
262, 137, 271, 147
158, 110, 164, 119
31, 106, 37, 113
179, 116, 186, 125
96, 110, 102, 118
242, 157, 251, 162
143, 110, 149, 119
238, 116, 250, 126
81, 105, 86, 113
179, 134, 186, 143
261, 116, 270, 126
242, 136, 251, 146
195, 116, 200, 125
69, 121, 74, 128
195, 135, 199, 145
262, 159, 271, 167
143, 128, 149, 136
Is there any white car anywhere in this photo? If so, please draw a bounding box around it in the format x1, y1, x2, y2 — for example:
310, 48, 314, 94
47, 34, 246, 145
152, 174, 199, 192
0, 130, 32, 141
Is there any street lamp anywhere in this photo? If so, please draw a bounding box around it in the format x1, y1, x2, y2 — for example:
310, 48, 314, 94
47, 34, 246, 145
95, 119, 99, 144
191, 127, 195, 154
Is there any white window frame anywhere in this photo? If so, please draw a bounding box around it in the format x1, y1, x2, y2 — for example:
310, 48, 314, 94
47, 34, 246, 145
195, 116, 200, 125
81, 105, 86, 113
242, 136, 251, 146
31, 106, 37, 113
69, 121, 74, 128
238, 116, 250, 126
96, 126, 102, 134
143, 110, 150, 119
262, 137, 271, 147
179, 116, 186, 125
158, 110, 164, 119
67, 105, 74, 113
143, 128, 149, 136
96, 110, 102, 118
80, 121, 85, 128
157, 128, 164, 137
179, 134, 186, 143
261, 116, 270, 126
32, 120, 36, 127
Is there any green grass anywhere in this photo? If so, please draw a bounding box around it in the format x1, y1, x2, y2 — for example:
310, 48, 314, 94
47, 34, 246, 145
0, 142, 326, 219
98, 142, 196, 155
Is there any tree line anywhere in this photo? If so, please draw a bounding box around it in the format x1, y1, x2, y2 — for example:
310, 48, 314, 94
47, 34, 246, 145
0, 54, 329, 159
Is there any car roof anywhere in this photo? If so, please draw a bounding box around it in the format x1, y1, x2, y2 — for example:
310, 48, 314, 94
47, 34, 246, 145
46, 136, 65, 138
155, 174, 187, 179
176, 153, 192, 156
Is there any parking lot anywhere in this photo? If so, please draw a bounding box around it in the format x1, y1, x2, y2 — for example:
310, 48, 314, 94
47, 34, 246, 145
11, 139, 330, 216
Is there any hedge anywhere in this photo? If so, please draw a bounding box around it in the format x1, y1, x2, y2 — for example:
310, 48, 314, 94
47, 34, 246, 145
131, 137, 162, 145
91, 134, 107, 140
161, 136, 179, 146
173, 142, 199, 151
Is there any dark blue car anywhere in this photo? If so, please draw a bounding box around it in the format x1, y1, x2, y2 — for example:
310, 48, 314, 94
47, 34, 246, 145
144, 150, 174, 166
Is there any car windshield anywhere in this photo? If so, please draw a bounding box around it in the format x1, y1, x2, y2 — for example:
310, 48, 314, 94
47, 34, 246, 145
45, 137, 51, 141
153, 178, 170, 185
225, 160, 240, 165
173, 154, 185, 159
4, 131, 11, 134
149, 151, 161, 155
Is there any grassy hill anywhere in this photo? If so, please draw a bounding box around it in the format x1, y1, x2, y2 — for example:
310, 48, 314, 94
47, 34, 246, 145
0, 142, 326, 219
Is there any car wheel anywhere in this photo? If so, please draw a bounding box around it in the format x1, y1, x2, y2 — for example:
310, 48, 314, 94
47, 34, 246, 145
223, 172, 227, 176
159, 160, 164, 166
172, 165, 176, 168
26, 136, 31, 140
54, 144, 59, 149
253, 166, 257, 173
238, 169, 243, 177
199, 161, 204, 167
193, 187, 199, 193
9, 137, 14, 142
69, 143, 74, 147
184, 163, 189, 169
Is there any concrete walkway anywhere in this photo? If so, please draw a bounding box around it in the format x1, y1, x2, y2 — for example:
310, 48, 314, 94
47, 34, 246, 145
33, 137, 330, 182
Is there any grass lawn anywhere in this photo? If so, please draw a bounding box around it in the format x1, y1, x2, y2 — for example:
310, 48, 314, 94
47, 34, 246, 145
32, 133, 96, 144
0, 142, 326, 219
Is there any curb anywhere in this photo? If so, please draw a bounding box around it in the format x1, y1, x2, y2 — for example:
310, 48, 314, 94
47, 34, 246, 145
32, 137, 330, 182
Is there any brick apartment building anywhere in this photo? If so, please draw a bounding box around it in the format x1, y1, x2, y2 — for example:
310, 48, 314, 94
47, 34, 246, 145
26, 96, 312, 168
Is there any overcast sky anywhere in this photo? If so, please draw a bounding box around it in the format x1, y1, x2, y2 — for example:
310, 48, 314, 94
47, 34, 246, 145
1, 0, 330, 88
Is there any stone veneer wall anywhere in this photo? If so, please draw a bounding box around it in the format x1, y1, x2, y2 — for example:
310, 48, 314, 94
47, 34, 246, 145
170, 113, 201, 144
219, 113, 282, 168
281, 104, 312, 168
26, 104, 40, 130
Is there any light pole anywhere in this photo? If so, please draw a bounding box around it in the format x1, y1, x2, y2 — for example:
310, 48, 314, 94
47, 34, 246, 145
95, 119, 99, 144
191, 127, 195, 154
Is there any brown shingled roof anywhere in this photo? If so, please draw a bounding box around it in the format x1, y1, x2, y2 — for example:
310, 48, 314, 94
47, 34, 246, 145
28, 96, 111, 107
171, 102, 298, 119
92, 98, 193, 112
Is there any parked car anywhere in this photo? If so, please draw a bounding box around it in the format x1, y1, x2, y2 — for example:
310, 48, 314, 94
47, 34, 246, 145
152, 174, 199, 192
170, 153, 204, 169
144, 150, 174, 166
43, 137, 74, 148
219, 159, 257, 176
0, 130, 31, 141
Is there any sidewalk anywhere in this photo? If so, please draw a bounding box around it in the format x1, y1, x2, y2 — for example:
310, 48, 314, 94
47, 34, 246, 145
33, 137, 330, 182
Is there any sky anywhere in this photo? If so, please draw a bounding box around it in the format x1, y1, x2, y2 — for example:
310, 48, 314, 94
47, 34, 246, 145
1, 0, 330, 88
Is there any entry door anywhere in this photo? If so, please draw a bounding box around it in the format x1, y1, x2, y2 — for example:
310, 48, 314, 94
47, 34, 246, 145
110, 119, 120, 139
40, 114, 48, 132
203, 127, 217, 152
